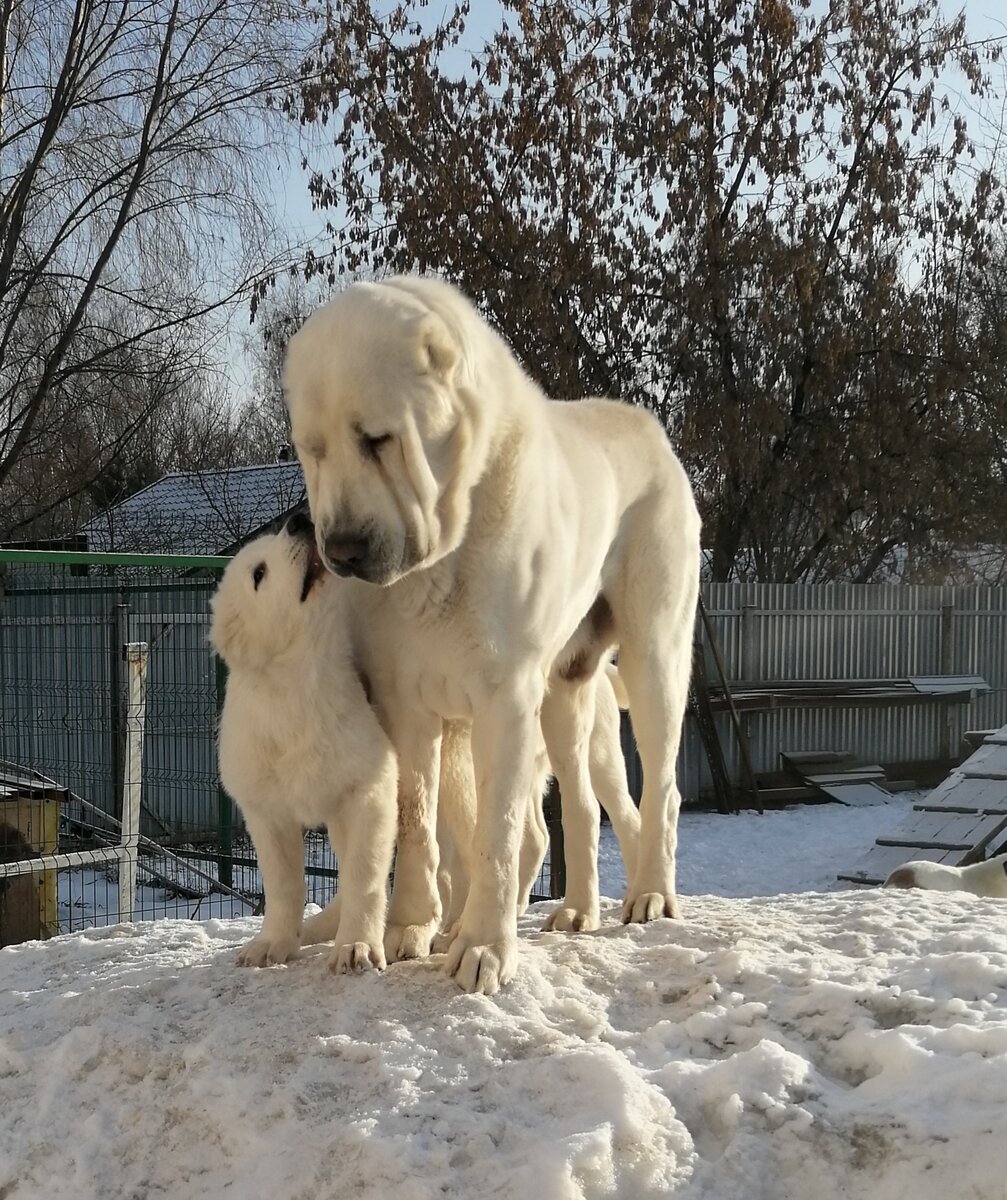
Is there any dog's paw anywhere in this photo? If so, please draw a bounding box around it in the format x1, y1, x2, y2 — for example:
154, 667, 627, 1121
444, 933, 518, 995
431, 919, 462, 955
621, 890, 679, 924
384, 920, 437, 962
542, 905, 600, 934
328, 941, 385, 975
236, 932, 300, 967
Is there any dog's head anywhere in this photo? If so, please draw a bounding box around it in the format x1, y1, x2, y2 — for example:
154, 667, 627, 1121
209, 512, 327, 670
282, 278, 489, 586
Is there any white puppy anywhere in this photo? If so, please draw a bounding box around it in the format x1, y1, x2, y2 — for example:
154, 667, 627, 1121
884, 854, 1007, 897
284, 276, 699, 994
210, 515, 397, 973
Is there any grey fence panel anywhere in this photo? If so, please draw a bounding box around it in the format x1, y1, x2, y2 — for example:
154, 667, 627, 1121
0, 579, 117, 816
126, 594, 219, 834
686, 583, 1007, 798
0, 568, 222, 833
5, 566, 1007, 822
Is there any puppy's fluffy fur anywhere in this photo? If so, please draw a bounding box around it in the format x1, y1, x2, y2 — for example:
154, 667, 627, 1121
211, 520, 396, 973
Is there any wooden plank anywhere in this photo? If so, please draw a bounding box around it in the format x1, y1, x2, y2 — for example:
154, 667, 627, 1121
807, 768, 885, 785
876, 811, 1007, 849
812, 780, 893, 806
838, 843, 957, 886
959, 742, 1007, 777
919, 776, 1007, 813
908, 674, 990, 694
781, 750, 856, 768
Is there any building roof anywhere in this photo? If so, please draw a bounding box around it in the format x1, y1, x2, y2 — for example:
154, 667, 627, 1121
83, 462, 306, 556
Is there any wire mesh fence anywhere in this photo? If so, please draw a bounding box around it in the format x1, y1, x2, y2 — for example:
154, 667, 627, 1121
0, 549, 562, 944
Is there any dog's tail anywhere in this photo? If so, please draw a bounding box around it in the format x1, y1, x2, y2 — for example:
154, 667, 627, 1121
605, 661, 630, 711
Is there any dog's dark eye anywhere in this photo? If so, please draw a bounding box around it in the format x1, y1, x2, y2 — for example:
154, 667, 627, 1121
252, 563, 267, 590
358, 431, 392, 460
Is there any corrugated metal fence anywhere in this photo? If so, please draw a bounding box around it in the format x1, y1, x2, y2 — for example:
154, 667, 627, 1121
682, 583, 1007, 796
3, 555, 1007, 931
4, 561, 1005, 821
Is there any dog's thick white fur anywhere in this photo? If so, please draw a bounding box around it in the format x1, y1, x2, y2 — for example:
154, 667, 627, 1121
884, 853, 1007, 897
284, 276, 700, 994
210, 521, 397, 974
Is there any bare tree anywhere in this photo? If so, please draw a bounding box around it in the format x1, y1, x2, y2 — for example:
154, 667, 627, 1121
0, 0, 311, 535
290, 0, 1007, 583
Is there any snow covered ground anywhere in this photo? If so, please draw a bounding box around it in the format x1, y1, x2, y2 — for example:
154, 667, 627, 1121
599, 794, 917, 899
4, 798, 1007, 1199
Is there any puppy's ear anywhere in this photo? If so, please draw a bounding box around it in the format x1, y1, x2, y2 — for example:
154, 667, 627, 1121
415, 314, 458, 382
209, 595, 247, 669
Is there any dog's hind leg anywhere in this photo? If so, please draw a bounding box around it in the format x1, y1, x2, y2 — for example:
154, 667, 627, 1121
517, 747, 550, 914
606, 477, 700, 924
590, 669, 640, 891
540, 673, 603, 933
300, 893, 341, 946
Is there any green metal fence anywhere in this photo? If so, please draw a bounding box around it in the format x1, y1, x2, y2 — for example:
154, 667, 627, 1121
0, 548, 560, 942
0, 549, 332, 936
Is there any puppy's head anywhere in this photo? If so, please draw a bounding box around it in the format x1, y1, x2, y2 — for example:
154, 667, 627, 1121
209, 512, 327, 670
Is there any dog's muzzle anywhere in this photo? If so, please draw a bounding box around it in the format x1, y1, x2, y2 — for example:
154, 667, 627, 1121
322, 531, 374, 580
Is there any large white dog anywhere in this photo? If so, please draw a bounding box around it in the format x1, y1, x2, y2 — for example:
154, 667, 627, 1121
283, 276, 701, 994
211, 516, 397, 973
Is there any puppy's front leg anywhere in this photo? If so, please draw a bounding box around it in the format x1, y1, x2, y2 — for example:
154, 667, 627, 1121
383, 709, 443, 961
237, 812, 306, 967
325, 758, 397, 974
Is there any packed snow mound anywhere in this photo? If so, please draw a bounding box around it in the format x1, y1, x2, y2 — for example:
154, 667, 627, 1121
3, 890, 1007, 1200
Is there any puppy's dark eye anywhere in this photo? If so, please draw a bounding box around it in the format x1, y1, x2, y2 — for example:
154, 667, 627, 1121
358, 431, 392, 460
252, 563, 267, 590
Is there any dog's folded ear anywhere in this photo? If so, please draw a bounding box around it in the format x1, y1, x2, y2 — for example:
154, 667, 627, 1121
414, 313, 459, 382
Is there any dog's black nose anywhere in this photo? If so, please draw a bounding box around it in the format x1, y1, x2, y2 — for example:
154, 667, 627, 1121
324, 532, 369, 571
285, 508, 314, 539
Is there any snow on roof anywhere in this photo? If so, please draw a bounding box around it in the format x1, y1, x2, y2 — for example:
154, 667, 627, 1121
3, 882, 1007, 1197
83, 462, 306, 555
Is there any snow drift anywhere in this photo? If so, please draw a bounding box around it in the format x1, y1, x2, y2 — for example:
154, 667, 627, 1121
3, 888, 1007, 1199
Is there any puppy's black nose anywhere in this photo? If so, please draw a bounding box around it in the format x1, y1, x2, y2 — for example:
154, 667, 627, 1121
324, 532, 369, 571
285, 508, 314, 539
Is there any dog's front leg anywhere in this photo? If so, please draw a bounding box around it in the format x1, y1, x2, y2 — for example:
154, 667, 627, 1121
383, 709, 443, 962
445, 677, 543, 995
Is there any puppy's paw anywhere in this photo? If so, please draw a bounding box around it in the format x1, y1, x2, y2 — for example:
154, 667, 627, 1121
444, 933, 518, 996
384, 920, 437, 962
328, 941, 385, 975
542, 905, 600, 934
621, 890, 679, 924
236, 931, 300, 968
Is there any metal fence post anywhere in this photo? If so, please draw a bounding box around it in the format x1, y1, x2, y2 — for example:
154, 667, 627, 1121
740, 603, 758, 682
118, 642, 148, 922
939, 601, 955, 761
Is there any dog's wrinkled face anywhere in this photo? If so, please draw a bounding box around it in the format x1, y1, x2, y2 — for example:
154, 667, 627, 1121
282, 281, 470, 586
209, 519, 326, 670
